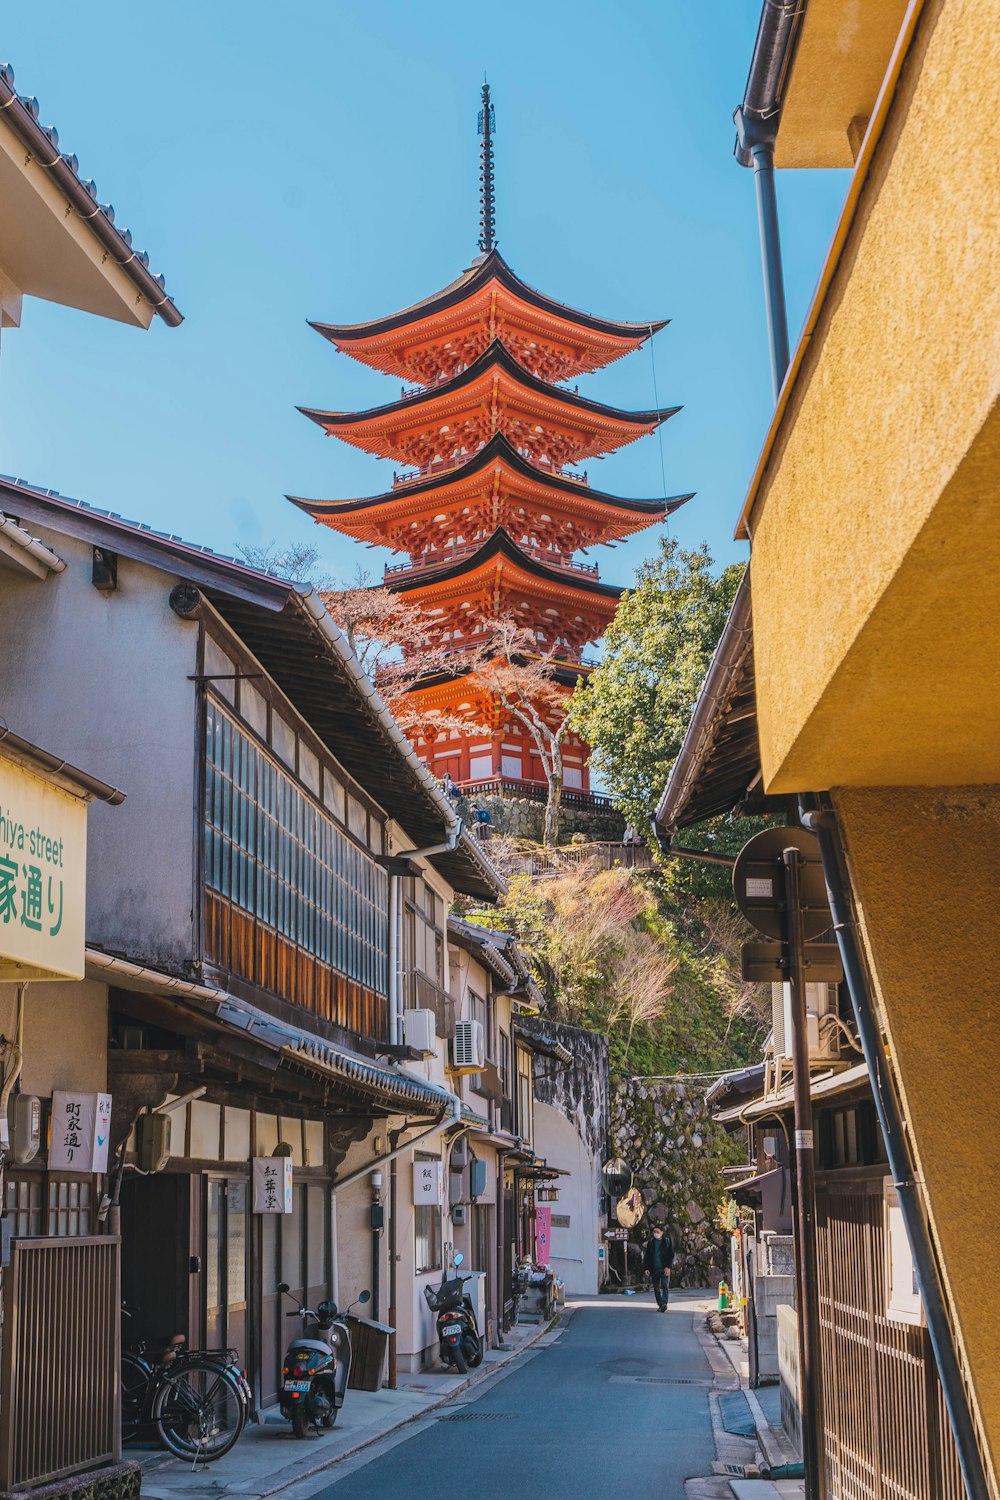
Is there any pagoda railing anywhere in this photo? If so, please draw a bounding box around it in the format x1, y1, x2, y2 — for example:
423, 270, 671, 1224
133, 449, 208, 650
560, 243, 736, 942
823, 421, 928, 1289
384, 540, 600, 582
391, 453, 589, 489
459, 776, 620, 814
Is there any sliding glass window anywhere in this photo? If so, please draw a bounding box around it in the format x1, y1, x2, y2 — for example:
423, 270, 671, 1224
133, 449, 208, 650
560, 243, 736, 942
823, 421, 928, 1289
204, 701, 388, 995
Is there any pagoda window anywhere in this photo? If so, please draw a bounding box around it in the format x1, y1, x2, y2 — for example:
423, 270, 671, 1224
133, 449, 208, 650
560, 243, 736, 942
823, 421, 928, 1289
564, 766, 583, 790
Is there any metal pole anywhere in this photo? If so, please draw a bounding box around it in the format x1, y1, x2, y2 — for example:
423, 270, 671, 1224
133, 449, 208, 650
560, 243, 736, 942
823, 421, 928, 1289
387, 1127, 400, 1389
800, 801, 993, 1500
783, 846, 827, 1498
751, 142, 791, 399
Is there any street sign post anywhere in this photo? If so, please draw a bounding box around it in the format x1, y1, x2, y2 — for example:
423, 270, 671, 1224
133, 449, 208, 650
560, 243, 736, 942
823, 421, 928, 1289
733, 827, 828, 1500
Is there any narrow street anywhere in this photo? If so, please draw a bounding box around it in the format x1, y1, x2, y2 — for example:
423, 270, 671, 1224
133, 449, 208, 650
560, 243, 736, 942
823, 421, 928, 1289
307, 1294, 716, 1500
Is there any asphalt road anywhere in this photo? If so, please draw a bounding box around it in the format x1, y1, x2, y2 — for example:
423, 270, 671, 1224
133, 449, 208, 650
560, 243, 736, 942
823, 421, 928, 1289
311, 1291, 716, 1500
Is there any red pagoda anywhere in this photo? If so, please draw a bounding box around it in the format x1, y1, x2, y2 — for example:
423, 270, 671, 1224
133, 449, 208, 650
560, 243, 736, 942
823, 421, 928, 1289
292, 86, 689, 803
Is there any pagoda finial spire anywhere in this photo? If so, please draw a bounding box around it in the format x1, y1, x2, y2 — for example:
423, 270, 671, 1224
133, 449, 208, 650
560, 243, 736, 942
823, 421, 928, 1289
477, 81, 496, 253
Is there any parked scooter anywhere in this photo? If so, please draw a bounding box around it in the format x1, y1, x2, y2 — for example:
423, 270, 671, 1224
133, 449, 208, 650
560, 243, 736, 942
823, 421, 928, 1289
277, 1283, 370, 1437
423, 1252, 484, 1374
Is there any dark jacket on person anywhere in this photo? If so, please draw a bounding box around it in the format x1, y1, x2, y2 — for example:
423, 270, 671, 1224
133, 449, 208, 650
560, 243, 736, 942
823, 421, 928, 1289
643, 1233, 674, 1275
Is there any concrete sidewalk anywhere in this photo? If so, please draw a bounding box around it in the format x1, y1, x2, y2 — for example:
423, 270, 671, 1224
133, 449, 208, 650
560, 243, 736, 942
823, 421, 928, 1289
138, 1313, 565, 1500
685, 1314, 805, 1500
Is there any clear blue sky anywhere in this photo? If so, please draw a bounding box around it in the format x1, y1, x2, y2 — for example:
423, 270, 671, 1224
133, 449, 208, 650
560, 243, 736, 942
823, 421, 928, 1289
0, 2, 849, 586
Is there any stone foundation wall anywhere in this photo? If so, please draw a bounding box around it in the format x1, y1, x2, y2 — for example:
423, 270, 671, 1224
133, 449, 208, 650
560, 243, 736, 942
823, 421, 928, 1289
609, 1077, 741, 1288
458, 793, 623, 843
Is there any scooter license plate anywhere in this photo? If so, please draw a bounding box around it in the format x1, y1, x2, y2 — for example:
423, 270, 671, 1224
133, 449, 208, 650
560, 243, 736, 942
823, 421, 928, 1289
283, 1379, 311, 1391
441, 1324, 462, 1337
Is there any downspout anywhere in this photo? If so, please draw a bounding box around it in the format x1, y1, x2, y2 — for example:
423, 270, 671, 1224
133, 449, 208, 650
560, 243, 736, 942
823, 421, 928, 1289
386, 820, 464, 1045
733, 0, 806, 400
800, 797, 993, 1500
330, 1093, 463, 1198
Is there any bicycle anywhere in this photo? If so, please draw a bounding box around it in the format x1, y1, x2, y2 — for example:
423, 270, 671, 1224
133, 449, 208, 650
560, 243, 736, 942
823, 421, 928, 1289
121, 1312, 250, 1460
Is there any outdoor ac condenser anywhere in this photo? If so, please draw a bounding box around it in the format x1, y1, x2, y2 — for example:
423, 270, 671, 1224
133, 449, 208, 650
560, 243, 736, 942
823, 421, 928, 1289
403, 1008, 437, 1057
771, 982, 840, 1061
451, 1019, 486, 1072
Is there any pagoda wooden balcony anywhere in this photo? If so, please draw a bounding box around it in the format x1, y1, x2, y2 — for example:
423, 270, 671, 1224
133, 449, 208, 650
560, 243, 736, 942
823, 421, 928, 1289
384, 538, 600, 583
391, 452, 589, 489
459, 775, 621, 815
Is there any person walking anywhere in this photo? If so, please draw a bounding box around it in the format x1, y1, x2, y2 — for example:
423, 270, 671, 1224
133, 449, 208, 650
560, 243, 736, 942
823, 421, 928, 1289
643, 1225, 674, 1312
442, 771, 459, 804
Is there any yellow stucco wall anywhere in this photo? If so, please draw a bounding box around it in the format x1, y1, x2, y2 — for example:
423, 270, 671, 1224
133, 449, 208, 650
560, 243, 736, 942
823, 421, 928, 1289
775, 0, 910, 168
749, 0, 1000, 793
836, 786, 1000, 1482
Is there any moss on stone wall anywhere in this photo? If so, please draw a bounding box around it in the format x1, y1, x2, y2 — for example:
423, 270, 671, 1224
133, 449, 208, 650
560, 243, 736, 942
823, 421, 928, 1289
610, 1077, 743, 1288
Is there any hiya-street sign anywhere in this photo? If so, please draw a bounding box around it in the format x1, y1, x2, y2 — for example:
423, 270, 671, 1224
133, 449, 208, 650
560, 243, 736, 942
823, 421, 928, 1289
0, 755, 87, 980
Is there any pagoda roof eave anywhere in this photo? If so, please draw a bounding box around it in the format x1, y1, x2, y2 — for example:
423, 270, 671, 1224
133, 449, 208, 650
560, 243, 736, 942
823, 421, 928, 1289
382, 527, 625, 602
298, 339, 680, 433
308, 249, 668, 347
287, 435, 694, 522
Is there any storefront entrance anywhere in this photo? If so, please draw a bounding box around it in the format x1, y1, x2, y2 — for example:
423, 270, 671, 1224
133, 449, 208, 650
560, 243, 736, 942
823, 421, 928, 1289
205, 1175, 249, 1365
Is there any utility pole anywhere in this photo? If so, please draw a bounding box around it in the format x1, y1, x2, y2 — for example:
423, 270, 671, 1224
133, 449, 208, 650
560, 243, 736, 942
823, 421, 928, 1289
783, 845, 827, 1499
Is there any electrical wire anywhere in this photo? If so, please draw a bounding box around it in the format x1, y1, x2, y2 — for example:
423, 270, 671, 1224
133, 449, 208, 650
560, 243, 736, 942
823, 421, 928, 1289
648, 324, 671, 531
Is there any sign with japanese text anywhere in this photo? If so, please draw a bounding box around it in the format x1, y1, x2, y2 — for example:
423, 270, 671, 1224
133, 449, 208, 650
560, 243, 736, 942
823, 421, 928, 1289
252, 1155, 293, 1213
535, 1205, 552, 1265
49, 1091, 112, 1172
412, 1158, 443, 1206
0, 755, 86, 980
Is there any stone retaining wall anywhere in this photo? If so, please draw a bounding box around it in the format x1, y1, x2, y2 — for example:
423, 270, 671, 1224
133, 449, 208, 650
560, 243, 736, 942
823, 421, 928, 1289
609, 1076, 742, 1288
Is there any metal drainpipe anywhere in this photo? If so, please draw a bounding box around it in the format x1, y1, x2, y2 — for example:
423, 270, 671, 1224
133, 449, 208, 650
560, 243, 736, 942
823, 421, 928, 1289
749, 141, 790, 399
387, 819, 464, 1045
388, 875, 402, 1045
733, 0, 804, 400
800, 797, 993, 1500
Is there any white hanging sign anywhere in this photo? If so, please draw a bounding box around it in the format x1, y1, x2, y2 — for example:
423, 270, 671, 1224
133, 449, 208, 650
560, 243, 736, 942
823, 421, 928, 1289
49, 1091, 112, 1173
253, 1155, 293, 1214
413, 1159, 443, 1206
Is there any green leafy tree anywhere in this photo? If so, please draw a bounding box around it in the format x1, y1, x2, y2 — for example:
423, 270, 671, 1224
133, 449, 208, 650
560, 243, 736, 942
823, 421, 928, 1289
570, 537, 743, 845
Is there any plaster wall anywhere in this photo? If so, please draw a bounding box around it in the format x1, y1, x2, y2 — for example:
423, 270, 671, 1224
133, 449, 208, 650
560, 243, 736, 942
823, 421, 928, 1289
532, 1101, 600, 1293
0, 978, 107, 1097
0, 531, 199, 965
333, 1130, 387, 1318
836, 784, 1000, 1482
748, 0, 1000, 792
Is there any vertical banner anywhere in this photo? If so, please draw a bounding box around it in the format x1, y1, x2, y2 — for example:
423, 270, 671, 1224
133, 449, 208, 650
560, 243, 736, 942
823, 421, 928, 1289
253, 1156, 294, 1213
535, 1205, 552, 1265
49, 1091, 113, 1172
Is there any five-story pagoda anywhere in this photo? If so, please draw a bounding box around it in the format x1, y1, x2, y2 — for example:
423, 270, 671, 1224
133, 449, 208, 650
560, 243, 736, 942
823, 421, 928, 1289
292, 86, 689, 804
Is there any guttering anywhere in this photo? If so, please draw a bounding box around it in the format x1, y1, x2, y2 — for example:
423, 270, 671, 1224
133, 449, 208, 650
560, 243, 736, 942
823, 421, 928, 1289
0, 513, 65, 576
654, 570, 752, 834
1, 731, 126, 805
736, 0, 926, 539
0, 66, 182, 326
330, 1092, 465, 1197
85, 948, 228, 1002
800, 797, 992, 1500
733, 1, 807, 167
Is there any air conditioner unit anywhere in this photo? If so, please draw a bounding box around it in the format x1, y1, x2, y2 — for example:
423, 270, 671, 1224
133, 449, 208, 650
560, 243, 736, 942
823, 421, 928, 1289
451, 1019, 486, 1073
403, 1008, 437, 1058
771, 982, 840, 1061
